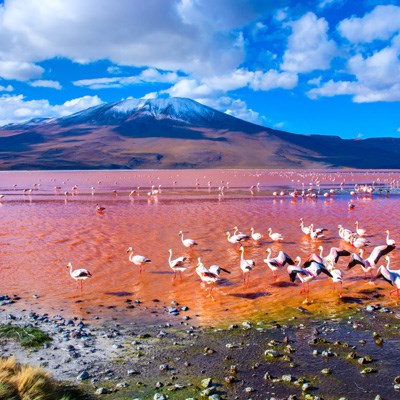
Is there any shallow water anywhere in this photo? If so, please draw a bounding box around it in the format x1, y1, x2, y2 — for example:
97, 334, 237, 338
1, 169, 400, 326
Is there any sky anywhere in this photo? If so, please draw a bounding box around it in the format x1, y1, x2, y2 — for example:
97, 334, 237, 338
0, 0, 399, 139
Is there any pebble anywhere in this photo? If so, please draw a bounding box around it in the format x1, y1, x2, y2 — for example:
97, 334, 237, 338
201, 378, 212, 388
95, 387, 109, 395
153, 394, 168, 400
76, 370, 90, 380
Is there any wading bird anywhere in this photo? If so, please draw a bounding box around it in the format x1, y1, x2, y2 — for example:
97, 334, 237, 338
179, 231, 198, 248
67, 262, 92, 291
239, 245, 255, 285
347, 244, 396, 280
264, 248, 295, 280
168, 249, 187, 280
376, 256, 400, 301
127, 247, 151, 273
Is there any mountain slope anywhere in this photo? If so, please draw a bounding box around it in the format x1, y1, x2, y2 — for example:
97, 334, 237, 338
0, 97, 398, 170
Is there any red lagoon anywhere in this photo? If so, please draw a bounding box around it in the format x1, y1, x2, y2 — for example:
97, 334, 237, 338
0, 169, 399, 326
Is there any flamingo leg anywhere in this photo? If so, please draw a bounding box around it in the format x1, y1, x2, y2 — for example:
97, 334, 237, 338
179, 271, 183, 280
172, 271, 176, 281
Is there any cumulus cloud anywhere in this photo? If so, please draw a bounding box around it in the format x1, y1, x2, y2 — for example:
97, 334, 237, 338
0, 84, 13, 92
29, 80, 62, 89
0, 61, 44, 81
74, 68, 179, 89
281, 12, 337, 73
338, 5, 400, 43
0, 0, 285, 78
0, 94, 103, 126
250, 70, 298, 90
308, 45, 400, 102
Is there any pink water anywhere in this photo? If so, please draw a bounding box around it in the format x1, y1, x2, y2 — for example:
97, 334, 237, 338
0, 169, 399, 326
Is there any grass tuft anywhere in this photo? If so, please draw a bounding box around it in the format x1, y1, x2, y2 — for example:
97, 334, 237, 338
0, 357, 92, 400
0, 325, 51, 348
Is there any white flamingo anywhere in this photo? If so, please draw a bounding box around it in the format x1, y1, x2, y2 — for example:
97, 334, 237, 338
168, 249, 187, 280
268, 228, 284, 242
264, 248, 295, 280
250, 227, 263, 242
239, 245, 255, 285
196, 258, 219, 297
67, 262, 92, 291
179, 231, 198, 248
287, 257, 332, 298
226, 231, 247, 245
376, 256, 400, 301
300, 218, 311, 235
355, 221, 366, 237
127, 247, 151, 273
347, 244, 396, 280
385, 230, 396, 246
233, 226, 250, 241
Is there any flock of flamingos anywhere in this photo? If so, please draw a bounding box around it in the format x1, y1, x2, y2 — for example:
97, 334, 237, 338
64, 181, 400, 303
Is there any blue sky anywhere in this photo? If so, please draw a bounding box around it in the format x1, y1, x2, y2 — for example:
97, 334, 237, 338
0, 0, 399, 139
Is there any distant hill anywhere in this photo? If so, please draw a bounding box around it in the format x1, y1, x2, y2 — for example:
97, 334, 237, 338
0, 97, 399, 169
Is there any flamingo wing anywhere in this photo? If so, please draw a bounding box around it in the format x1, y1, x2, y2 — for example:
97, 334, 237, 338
368, 244, 396, 266
329, 248, 351, 263
287, 265, 307, 282
347, 253, 365, 269
376, 266, 394, 285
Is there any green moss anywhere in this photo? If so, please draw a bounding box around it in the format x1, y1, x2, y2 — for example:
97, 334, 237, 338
0, 324, 51, 348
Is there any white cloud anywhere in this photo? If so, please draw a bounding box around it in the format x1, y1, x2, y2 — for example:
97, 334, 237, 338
0, 84, 13, 92
0, 94, 103, 125
338, 5, 400, 43
0, 61, 44, 81
74, 68, 179, 89
348, 47, 400, 90
318, 0, 345, 10
250, 70, 298, 90
281, 12, 337, 73
0, 0, 283, 78
29, 79, 62, 89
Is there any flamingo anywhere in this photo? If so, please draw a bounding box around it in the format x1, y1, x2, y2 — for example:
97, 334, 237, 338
196, 258, 219, 297
127, 247, 151, 273
306, 246, 350, 270
226, 231, 248, 245
268, 228, 284, 242
96, 204, 106, 213
209, 264, 231, 277
376, 256, 400, 301
233, 226, 250, 241
239, 245, 255, 285
264, 248, 295, 280
67, 262, 92, 291
168, 249, 187, 280
347, 244, 396, 280
287, 257, 332, 298
250, 227, 263, 242
355, 221, 366, 237
179, 231, 198, 248
300, 218, 311, 235
385, 230, 396, 246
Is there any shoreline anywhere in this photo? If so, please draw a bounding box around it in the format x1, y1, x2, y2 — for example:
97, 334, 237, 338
1, 294, 400, 399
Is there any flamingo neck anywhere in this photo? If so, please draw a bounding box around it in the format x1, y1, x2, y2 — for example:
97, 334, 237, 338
386, 258, 390, 270
240, 248, 244, 260
168, 250, 172, 263
319, 247, 323, 257
386, 231, 390, 241
296, 258, 301, 267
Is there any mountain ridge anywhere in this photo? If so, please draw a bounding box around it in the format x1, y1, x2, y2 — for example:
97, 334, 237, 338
0, 97, 398, 170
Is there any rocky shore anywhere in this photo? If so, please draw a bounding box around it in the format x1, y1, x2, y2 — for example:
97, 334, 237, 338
1, 294, 400, 399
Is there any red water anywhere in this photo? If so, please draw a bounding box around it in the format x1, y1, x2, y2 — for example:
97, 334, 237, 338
0, 169, 399, 326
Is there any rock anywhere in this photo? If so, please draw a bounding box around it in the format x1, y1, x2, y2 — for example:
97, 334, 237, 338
281, 374, 293, 382
208, 395, 221, 400
302, 383, 311, 391
95, 387, 109, 395
200, 387, 216, 396
244, 387, 254, 392
159, 364, 169, 371
116, 382, 128, 388
394, 376, 400, 384
201, 378, 212, 388
321, 368, 331, 374
366, 305, 375, 312
242, 321, 252, 329
76, 370, 90, 380
361, 367, 377, 374
394, 384, 400, 391
153, 394, 168, 400
263, 372, 272, 380
265, 349, 279, 358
